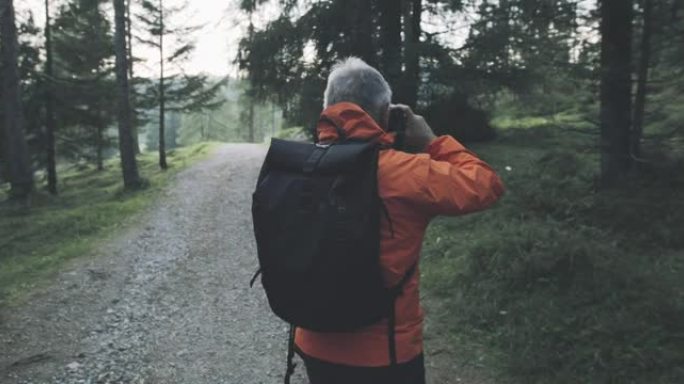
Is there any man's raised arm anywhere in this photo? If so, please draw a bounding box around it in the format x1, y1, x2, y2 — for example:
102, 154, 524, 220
394, 104, 505, 217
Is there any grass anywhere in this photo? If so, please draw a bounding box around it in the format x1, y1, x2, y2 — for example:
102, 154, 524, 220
0, 142, 219, 306
273, 126, 309, 140
421, 122, 684, 383
491, 111, 596, 132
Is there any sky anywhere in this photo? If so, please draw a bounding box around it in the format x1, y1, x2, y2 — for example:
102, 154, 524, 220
17, 0, 250, 77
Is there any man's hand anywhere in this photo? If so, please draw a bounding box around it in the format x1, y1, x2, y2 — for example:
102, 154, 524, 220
391, 104, 437, 153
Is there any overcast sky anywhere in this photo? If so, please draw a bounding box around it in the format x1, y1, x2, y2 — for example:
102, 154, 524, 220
17, 0, 252, 77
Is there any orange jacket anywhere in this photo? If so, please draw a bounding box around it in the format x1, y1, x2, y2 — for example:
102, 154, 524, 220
295, 102, 505, 367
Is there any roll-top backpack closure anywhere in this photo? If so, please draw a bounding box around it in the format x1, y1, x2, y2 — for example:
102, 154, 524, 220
266, 139, 377, 175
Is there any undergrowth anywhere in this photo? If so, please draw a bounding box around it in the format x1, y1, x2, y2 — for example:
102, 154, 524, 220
422, 125, 684, 383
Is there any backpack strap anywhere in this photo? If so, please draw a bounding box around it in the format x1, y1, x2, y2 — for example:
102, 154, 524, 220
379, 200, 395, 238
387, 262, 418, 365
284, 324, 297, 384
303, 142, 331, 174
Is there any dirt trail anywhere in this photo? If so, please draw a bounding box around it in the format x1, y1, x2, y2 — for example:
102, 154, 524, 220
0, 144, 487, 384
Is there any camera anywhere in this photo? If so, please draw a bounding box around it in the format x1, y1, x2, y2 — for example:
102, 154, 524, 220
388, 106, 407, 150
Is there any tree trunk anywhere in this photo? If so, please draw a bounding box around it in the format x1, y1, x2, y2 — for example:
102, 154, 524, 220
599, 0, 633, 186
126, 0, 133, 80
44, 0, 58, 195
113, 0, 141, 189
401, 0, 422, 108
96, 122, 104, 171
632, 0, 653, 159
200, 114, 206, 141
271, 102, 276, 137
158, 0, 167, 170
126, 0, 140, 154
378, 0, 402, 97
349, 0, 376, 66
1, 0, 34, 200
499, 0, 512, 69
248, 98, 255, 143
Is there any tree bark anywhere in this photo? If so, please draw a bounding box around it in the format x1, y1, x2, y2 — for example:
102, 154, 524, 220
44, 0, 58, 194
271, 102, 276, 137
349, 0, 376, 66
126, 0, 133, 80
200, 114, 206, 141
1, 0, 34, 200
248, 97, 255, 143
126, 0, 140, 154
96, 121, 104, 171
401, 0, 422, 108
599, 0, 633, 186
158, 0, 167, 170
113, 0, 141, 189
632, 0, 653, 159
378, 0, 402, 98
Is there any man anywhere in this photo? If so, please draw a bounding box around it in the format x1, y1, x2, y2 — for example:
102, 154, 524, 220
294, 57, 505, 384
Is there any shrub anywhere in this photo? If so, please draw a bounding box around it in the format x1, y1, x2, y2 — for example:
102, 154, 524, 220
422, 143, 684, 383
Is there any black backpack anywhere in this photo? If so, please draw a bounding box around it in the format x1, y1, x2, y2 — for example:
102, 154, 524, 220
251, 126, 415, 383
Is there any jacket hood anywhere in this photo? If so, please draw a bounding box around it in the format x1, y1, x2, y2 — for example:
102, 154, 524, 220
316, 102, 395, 146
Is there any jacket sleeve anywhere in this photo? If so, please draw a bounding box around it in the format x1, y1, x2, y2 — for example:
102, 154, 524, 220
416, 135, 505, 217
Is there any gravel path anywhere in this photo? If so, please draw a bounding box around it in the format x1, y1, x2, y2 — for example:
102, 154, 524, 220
0, 144, 305, 384
0, 144, 489, 384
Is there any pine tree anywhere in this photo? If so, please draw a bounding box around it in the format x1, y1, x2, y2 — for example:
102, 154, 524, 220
44, 0, 58, 195
52, 0, 116, 170
1, 11, 42, 186
378, 0, 402, 98
401, 0, 422, 108
113, 0, 141, 189
136, 0, 224, 169
1, 0, 34, 200
348, 0, 376, 66
240, 85, 256, 143
632, 0, 654, 158
126, 0, 140, 154
461, 0, 577, 95
240, 18, 256, 143
599, 0, 634, 185
237, 0, 384, 126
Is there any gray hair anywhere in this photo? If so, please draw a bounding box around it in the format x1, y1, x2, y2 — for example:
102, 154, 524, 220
323, 57, 392, 125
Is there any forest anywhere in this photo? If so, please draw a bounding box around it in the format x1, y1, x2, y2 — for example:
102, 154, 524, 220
1, 0, 684, 383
